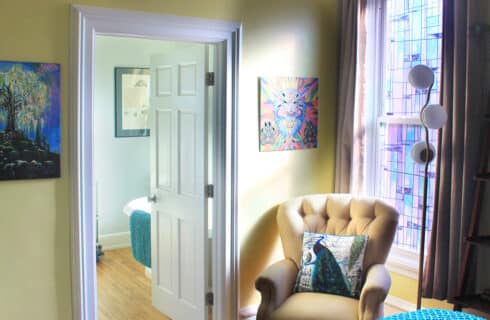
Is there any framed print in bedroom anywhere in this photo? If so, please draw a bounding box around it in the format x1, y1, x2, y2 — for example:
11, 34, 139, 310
0, 60, 61, 180
115, 67, 150, 137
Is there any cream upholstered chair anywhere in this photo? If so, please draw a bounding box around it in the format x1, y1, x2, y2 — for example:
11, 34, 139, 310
255, 194, 399, 320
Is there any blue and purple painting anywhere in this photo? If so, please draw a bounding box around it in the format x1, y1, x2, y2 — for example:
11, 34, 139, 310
0, 61, 60, 180
259, 77, 319, 152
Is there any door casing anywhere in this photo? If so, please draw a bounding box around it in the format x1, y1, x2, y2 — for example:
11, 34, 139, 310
70, 5, 240, 320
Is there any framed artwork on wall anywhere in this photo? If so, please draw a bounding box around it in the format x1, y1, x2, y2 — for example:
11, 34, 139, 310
115, 67, 150, 137
0, 61, 61, 180
259, 76, 319, 152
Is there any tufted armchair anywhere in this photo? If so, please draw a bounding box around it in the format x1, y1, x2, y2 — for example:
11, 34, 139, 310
255, 194, 399, 320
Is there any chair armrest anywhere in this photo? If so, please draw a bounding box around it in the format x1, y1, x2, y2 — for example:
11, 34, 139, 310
255, 258, 299, 320
358, 264, 391, 320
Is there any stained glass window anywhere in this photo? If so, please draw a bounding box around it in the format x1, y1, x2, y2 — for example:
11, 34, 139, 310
378, 124, 438, 251
377, 0, 443, 252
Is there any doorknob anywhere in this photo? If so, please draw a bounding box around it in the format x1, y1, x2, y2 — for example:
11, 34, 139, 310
148, 194, 157, 203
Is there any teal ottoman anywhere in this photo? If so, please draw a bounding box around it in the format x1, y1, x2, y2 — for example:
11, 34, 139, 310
383, 309, 485, 320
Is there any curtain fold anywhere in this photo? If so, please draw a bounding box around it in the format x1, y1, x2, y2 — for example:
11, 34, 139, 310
423, 0, 488, 300
334, 0, 361, 193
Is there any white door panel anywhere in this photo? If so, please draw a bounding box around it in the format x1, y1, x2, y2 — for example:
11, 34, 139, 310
156, 66, 173, 96
179, 110, 198, 196
150, 43, 207, 320
156, 109, 173, 190
179, 63, 197, 95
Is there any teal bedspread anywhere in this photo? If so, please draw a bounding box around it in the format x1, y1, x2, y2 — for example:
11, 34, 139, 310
129, 210, 151, 268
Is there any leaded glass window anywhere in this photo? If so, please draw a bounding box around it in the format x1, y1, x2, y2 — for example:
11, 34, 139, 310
376, 0, 443, 252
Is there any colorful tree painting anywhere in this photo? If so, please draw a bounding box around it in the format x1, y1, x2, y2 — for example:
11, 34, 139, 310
259, 77, 319, 152
0, 61, 60, 180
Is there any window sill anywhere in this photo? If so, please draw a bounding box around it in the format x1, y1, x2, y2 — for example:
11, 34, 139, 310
386, 246, 420, 279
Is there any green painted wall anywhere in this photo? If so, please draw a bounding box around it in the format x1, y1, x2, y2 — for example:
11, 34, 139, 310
0, 0, 338, 318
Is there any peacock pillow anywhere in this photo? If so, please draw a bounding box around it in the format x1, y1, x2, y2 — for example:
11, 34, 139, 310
294, 232, 368, 298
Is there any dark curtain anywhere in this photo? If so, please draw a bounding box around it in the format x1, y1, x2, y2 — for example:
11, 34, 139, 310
423, 0, 489, 300
334, 0, 363, 193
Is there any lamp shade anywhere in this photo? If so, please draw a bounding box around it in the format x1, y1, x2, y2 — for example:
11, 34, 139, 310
421, 104, 448, 129
408, 65, 434, 89
411, 141, 436, 164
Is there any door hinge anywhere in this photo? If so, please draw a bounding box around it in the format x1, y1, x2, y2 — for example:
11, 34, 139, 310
206, 184, 214, 198
206, 292, 214, 306
206, 72, 215, 86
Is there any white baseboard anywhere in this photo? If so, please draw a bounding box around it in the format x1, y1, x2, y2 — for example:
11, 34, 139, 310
145, 267, 152, 279
239, 305, 258, 320
99, 232, 131, 250
386, 248, 419, 279
385, 295, 416, 313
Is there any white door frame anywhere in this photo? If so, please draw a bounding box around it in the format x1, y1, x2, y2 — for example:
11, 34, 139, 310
69, 5, 240, 320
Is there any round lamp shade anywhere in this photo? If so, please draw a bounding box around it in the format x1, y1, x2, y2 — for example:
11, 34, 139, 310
408, 65, 434, 89
411, 141, 436, 164
421, 104, 448, 129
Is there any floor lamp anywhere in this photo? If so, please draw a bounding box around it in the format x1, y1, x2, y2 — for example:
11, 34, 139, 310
408, 64, 447, 310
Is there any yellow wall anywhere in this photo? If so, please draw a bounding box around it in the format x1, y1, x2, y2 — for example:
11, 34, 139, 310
237, 0, 338, 307
0, 0, 338, 319
389, 272, 452, 310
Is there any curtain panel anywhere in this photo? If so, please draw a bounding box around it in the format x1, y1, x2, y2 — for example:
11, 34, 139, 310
423, 0, 489, 300
334, 0, 364, 193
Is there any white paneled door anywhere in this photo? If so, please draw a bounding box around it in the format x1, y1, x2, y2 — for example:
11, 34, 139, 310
149, 43, 208, 320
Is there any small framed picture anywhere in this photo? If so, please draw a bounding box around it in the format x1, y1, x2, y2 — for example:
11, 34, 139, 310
115, 67, 151, 137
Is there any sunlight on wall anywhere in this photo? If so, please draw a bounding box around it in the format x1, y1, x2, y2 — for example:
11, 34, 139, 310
0, 0, 339, 318
251, 33, 300, 74
237, 1, 338, 308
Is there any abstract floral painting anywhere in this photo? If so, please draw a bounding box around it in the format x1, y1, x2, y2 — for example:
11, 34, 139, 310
259, 76, 318, 152
0, 61, 61, 180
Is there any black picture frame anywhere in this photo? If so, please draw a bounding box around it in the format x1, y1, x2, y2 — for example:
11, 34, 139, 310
115, 67, 151, 137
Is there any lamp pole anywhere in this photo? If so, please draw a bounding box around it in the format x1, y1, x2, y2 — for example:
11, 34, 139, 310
416, 82, 433, 310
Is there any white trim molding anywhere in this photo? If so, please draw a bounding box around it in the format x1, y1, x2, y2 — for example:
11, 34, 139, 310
239, 305, 258, 319
386, 246, 420, 279
385, 295, 416, 313
70, 5, 241, 320
98, 232, 131, 250
378, 116, 422, 126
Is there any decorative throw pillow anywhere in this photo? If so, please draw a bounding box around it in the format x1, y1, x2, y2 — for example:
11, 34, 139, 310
294, 232, 368, 298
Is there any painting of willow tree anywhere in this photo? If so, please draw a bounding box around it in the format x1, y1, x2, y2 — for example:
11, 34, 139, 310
0, 61, 60, 180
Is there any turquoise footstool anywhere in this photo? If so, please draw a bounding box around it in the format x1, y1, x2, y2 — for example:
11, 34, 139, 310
383, 309, 485, 320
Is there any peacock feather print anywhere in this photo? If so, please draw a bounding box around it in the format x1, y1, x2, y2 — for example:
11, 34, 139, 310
294, 232, 368, 298
349, 235, 368, 270
311, 241, 352, 297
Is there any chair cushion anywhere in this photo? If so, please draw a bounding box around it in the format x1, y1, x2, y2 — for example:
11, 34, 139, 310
294, 232, 368, 298
277, 194, 399, 274
269, 292, 359, 320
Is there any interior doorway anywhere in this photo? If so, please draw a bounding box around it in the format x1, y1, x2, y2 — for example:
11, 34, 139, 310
93, 36, 216, 319
70, 5, 241, 320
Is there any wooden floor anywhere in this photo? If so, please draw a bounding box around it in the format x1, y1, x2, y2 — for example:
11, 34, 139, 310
97, 248, 171, 320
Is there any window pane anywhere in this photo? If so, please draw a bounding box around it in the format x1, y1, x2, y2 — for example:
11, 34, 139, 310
378, 123, 438, 251
384, 0, 443, 117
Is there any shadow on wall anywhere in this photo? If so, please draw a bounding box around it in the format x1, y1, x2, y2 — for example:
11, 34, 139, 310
240, 205, 283, 308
